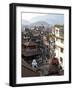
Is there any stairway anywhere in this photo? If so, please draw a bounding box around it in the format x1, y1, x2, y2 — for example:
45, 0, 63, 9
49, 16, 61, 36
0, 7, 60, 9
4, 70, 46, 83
22, 59, 40, 77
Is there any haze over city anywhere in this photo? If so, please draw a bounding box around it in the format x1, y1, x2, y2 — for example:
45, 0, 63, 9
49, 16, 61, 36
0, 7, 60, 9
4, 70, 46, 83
22, 13, 64, 25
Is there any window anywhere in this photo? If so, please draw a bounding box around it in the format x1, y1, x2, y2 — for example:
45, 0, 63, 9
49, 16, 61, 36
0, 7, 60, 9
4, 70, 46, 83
60, 57, 63, 63
60, 48, 63, 53
59, 29, 64, 37
54, 53, 56, 56
56, 38, 59, 41
56, 30, 58, 34
61, 39, 64, 43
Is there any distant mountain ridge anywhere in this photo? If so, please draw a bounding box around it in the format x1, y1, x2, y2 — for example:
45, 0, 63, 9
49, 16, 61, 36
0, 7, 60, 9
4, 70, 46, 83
30, 21, 49, 28
22, 20, 49, 29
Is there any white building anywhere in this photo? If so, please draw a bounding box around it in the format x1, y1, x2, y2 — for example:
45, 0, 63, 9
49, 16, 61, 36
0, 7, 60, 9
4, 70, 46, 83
52, 27, 64, 69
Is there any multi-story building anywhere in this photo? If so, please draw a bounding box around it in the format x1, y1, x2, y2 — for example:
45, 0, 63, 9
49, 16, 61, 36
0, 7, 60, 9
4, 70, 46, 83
52, 26, 64, 69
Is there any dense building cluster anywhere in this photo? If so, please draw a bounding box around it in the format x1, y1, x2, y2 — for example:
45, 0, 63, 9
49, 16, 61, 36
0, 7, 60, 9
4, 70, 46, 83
21, 24, 64, 77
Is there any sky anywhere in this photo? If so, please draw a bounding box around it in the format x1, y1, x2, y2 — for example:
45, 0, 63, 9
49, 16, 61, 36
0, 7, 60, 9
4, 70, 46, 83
22, 12, 64, 25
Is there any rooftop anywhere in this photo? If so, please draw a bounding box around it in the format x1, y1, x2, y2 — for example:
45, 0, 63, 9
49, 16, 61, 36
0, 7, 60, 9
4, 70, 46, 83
22, 41, 37, 46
